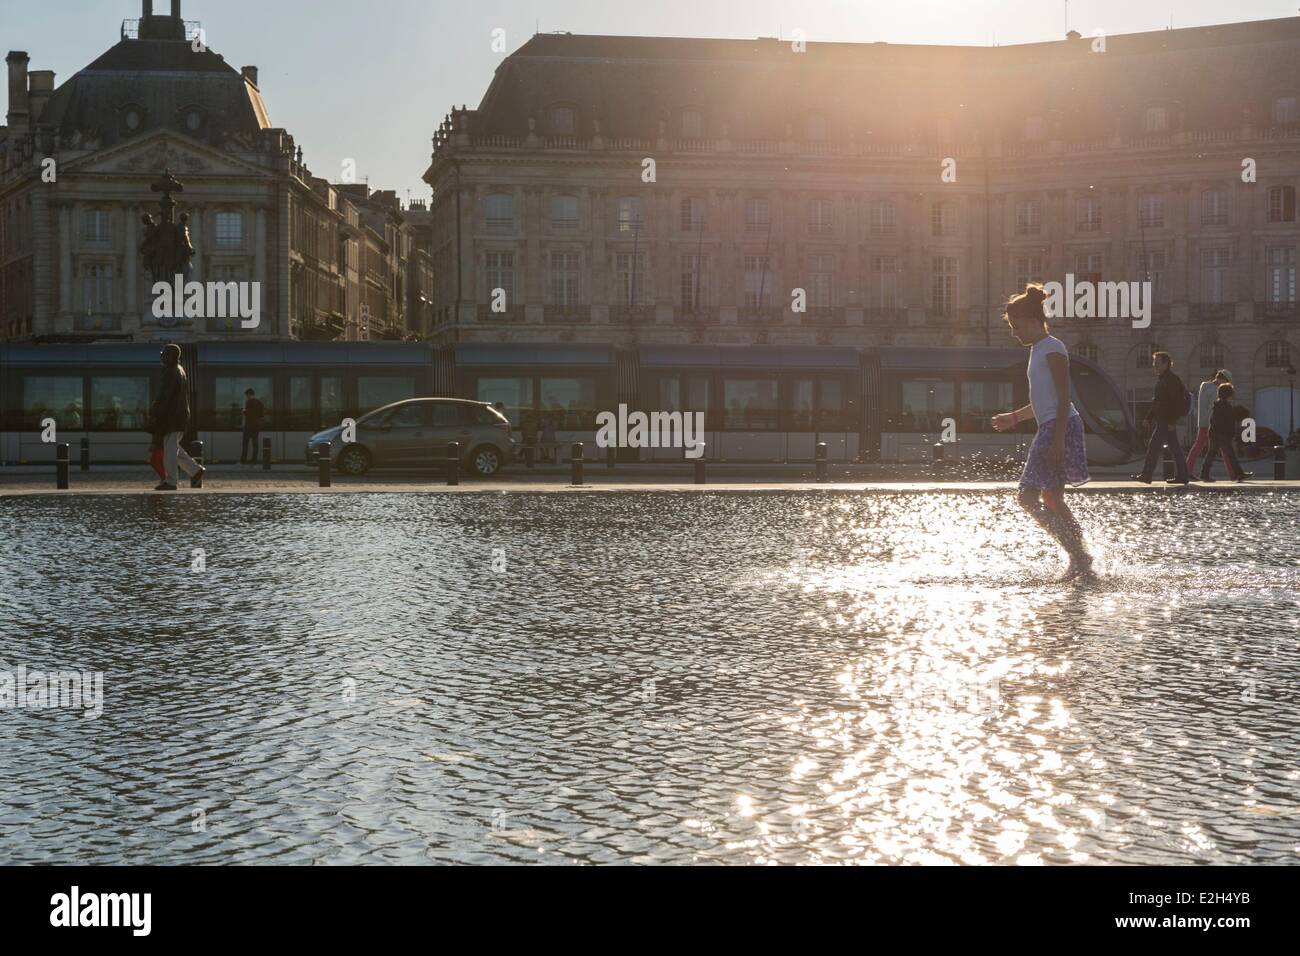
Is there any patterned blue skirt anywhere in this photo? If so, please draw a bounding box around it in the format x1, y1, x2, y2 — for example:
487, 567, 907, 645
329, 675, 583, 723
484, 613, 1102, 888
1019, 413, 1090, 490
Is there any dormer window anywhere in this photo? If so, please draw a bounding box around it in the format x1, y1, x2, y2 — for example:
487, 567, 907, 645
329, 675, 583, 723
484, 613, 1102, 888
1144, 106, 1168, 132
806, 113, 827, 142
549, 105, 576, 135
680, 109, 703, 139
181, 106, 206, 133
1024, 116, 1046, 141
120, 103, 146, 134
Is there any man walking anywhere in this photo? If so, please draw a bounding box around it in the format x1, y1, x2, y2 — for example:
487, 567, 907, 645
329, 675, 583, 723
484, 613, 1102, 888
1186, 368, 1236, 478
1131, 351, 1190, 484
149, 343, 203, 491
240, 387, 265, 464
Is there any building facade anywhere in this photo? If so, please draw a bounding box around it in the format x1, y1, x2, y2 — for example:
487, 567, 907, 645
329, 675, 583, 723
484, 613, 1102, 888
424, 21, 1300, 436
0, 1, 421, 344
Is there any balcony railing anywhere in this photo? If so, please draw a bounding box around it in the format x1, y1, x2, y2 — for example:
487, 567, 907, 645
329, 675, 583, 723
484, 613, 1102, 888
476, 304, 525, 322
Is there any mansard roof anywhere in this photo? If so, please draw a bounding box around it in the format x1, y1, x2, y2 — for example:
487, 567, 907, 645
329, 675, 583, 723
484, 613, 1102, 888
470, 18, 1300, 144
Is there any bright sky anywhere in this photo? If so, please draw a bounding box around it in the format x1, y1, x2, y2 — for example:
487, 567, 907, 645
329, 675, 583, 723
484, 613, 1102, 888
3, 1, 1297, 201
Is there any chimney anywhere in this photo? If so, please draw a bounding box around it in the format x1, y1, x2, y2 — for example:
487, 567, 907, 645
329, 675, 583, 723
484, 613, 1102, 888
241, 65, 258, 87
142, 0, 150, 17
172, 0, 182, 16
6, 51, 29, 130
27, 70, 54, 125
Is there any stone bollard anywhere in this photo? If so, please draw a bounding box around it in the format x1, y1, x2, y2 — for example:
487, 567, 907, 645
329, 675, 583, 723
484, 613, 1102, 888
1162, 444, 1174, 481
815, 442, 828, 483
1275, 445, 1286, 481
571, 442, 584, 486
262, 436, 272, 470
317, 442, 331, 487
606, 444, 616, 469
189, 441, 204, 488
56, 443, 69, 490
446, 442, 460, 486
80, 437, 90, 472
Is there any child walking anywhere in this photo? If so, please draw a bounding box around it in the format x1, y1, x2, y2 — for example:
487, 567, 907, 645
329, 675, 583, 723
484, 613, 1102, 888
1199, 382, 1247, 482
992, 284, 1094, 580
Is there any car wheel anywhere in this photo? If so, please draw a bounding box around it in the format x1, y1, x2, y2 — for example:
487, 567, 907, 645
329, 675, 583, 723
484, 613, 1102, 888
337, 445, 371, 476
470, 445, 502, 478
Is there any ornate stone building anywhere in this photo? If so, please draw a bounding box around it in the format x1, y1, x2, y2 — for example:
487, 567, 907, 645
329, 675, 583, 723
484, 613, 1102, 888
0, 1, 418, 343
424, 20, 1300, 434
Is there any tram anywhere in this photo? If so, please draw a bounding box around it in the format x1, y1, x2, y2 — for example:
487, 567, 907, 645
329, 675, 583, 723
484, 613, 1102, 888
0, 342, 1137, 466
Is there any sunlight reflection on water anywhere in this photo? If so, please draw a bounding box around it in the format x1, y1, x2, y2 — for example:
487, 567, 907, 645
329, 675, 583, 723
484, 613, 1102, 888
0, 490, 1297, 864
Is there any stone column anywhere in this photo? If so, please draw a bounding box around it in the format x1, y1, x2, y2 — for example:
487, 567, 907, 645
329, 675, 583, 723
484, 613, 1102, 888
1171, 183, 1190, 311
58, 202, 73, 316
125, 204, 138, 313
254, 205, 267, 330
524, 186, 542, 322
188, 206, 203, 283
589, 187, 607, 309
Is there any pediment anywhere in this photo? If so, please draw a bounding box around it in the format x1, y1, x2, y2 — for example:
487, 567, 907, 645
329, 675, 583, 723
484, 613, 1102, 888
64, 130, 272, 180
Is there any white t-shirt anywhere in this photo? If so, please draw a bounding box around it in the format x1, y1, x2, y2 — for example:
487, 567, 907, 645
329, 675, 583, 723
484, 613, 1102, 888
1027, 335, 1078, 425
1196, 380, 1218, 428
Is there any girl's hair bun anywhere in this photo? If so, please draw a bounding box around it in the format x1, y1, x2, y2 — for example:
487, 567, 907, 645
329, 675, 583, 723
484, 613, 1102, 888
1023, 283, 1047, 305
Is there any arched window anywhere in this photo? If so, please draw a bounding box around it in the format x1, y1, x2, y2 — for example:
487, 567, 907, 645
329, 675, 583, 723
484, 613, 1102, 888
1264, 341, 1293, 368
1198, 342, 1226, 370
484, 193, 514, 232
1267, 185, 1296, 223
1144, 106, 1168, 132
1136, 343, 1161, 369
680, 109, 703, 139
549, 105, 576, 135
1274, 96, 1299, 124
1076, 342, 1100, 364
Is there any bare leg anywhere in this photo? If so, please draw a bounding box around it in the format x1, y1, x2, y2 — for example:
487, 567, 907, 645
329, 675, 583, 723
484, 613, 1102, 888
1018, 488, 1090, 563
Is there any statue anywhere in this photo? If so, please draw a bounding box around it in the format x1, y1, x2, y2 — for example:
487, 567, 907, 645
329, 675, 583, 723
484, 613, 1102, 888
141, 167, 195, 283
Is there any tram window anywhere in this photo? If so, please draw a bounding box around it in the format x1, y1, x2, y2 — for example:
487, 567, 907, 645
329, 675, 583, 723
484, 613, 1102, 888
790, 379, 814, 430
213, 376, 273, 429
1073, 366, 1128, 437
358, 376, 415, 415
320, 375, 344, 427
887, 379, 955, 433
22, 375, 83, 429
818, 379, 846, 431
286, 375, 313, 431
657, 376, 709, 420
960, 381, 1012, 434
90, 376, 150, 431
477, 377, 533, 429
724, 378, 779, 430
540, 377, 596, 430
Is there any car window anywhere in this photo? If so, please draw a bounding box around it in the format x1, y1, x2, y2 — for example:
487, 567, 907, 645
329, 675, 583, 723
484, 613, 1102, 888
387, 404, 427, 428
476, 406, 506, 425
432, 404, 460, 427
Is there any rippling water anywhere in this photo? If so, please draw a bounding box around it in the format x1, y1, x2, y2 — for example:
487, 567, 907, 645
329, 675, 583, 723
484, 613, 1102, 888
1, 490, 1298, 865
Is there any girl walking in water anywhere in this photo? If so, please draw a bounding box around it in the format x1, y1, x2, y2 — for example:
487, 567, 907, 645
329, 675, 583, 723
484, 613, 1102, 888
992, 284, 1094, 581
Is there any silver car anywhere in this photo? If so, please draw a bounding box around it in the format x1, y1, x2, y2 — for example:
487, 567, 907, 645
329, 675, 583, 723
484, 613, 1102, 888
306, 398, 515, 477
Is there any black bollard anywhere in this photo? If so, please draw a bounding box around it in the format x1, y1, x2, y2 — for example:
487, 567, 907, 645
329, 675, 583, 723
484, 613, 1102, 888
815, 442, 828, 483
1162, 443, 1174, 481
932, 442, 946, 476
606, 444, 616, 469
693, 446, 706, 485
262, 436, 272, 470
571, 442, 584, 486
446, 442, 460, 486
317, 442, 331, 487
56, 443, 69, 490
80, 437, 90, 472
1275, 445, 1286, 481
525, 443, 535, 469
